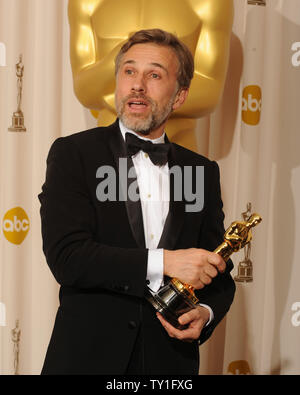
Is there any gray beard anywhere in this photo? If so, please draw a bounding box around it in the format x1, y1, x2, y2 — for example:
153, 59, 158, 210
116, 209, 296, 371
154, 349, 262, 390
116, 93, 175, 135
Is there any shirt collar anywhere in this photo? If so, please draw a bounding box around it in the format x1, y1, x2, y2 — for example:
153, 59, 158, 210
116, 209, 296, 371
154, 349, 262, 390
119, 119, 166, 144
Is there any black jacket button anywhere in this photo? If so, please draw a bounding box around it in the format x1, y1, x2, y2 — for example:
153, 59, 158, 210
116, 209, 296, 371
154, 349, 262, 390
128, 321, 137, 329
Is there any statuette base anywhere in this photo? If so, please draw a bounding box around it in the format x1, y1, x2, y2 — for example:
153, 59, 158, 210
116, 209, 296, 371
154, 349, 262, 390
146, 280, 198, 330
8, 112, 26, 132
234, 259, 253, 283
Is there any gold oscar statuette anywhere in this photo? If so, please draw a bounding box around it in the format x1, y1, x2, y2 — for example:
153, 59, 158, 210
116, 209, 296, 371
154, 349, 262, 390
11, 320, 21, 375
146, 212, 262, 329
235, 203, 255, 282
8, 54, 26, 132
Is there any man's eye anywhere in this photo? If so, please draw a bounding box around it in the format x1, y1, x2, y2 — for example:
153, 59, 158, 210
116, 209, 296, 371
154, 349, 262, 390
151, 73, 160, 79
125, 69, 134, 75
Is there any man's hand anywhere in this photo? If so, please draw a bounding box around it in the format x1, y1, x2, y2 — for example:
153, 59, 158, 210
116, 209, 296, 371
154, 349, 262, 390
164, 248, 226, 289
156, 306, 210, 342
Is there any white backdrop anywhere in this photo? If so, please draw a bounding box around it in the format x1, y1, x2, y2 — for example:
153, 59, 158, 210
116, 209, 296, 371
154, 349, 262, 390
0, 0, 299, 375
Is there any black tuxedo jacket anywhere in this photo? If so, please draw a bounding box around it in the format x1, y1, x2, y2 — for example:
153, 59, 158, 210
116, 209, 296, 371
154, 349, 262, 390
38, 120, 235, 375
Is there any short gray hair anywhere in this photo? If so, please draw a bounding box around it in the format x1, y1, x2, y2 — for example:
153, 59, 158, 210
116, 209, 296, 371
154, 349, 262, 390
115, 28, 194, 89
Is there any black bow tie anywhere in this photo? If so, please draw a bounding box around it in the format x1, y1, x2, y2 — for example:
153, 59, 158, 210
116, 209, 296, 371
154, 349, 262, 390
125, 132, 170, 166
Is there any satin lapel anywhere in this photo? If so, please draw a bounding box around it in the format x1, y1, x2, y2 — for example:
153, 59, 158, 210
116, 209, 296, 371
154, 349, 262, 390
157, 141, 185, 250
108, 121, 146, 249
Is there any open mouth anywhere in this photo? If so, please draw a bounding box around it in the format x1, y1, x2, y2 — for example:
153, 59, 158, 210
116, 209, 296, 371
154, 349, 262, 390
127, 98, 149, 110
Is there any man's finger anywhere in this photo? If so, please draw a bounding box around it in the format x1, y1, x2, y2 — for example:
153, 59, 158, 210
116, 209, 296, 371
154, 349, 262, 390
200, 273, 212, 285
204, 264, 218, 279
156, 313, 178, 337
157, 312, 199, 340
157, 313, 189, 335
207, 253, 226, 272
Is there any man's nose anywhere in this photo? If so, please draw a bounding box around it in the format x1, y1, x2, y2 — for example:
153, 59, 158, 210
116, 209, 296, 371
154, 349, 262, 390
131, 74, 146, 93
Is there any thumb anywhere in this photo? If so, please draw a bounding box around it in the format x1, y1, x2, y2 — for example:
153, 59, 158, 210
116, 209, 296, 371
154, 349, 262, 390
178, 309, 198, 326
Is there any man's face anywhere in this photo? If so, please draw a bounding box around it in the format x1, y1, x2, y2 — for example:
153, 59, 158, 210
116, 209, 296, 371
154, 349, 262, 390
115, 43, 187, 136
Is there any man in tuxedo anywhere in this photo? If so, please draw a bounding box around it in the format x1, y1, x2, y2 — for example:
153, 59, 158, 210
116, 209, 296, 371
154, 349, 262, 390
38, 29, 235, 375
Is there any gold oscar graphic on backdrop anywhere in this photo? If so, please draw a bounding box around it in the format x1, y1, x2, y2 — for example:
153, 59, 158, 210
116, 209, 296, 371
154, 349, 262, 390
11, 320, 21, 375
8, 54, 26, 132
235, 203, 255, 283
242, 85, 262, 126
248, 0, 266, 5
68, 0, 234, 152
2, 207, 30, 245
227, 360, 251, 375
146, 212, 262, 329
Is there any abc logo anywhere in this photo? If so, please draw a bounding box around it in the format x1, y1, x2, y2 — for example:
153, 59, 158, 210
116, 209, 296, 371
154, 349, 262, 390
291, 42, 300, 67
227, 360, 251, 375
0, 302, 6, 327
0, 42, 5, 67
242, 85, 262, 126
291, 302, 300, 327
2, 207, 30, 245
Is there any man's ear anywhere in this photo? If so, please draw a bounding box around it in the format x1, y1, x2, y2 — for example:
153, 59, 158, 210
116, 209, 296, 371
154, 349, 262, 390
172, 88, 189, 111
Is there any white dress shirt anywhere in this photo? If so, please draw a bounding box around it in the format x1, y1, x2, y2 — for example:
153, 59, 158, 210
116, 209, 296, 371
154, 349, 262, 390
119, 120, 213, 324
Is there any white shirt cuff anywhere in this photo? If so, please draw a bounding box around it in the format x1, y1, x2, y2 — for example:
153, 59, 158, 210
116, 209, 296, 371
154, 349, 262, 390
146, 249, 164, 292
198, 303, 214, 326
